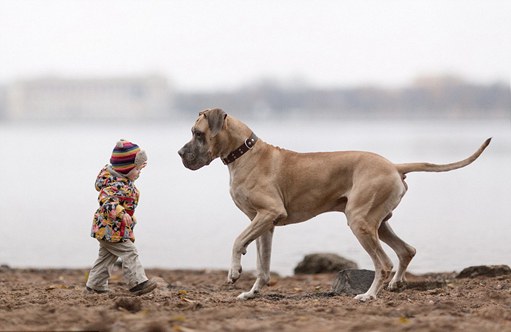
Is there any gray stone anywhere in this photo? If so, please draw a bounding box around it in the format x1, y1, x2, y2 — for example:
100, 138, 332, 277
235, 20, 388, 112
115, 297, 142, 313
456, 265, 511, 279
331, 269, 375, 295
294, 253, 358, 274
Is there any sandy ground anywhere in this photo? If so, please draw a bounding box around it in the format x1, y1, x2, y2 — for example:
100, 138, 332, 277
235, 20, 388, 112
0, 267, 510, 332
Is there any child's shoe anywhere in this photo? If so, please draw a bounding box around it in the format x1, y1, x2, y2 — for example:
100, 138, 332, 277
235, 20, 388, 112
129, 279, 157, 296
84, 286, 109, 294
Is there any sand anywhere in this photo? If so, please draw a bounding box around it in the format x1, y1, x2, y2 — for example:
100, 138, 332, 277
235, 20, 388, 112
0, 266, 510, 332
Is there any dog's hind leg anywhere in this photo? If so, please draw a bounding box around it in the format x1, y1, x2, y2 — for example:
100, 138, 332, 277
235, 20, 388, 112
345, 178, 404, 301
237, 228, 274, 300
378, 219, 416, 290
348, 215, 394, 301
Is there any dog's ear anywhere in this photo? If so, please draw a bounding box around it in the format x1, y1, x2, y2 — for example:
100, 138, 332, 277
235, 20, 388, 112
203, 108, 227, 137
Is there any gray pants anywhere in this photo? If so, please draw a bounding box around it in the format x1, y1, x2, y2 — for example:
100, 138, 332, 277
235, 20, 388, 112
86, 239, 148, 291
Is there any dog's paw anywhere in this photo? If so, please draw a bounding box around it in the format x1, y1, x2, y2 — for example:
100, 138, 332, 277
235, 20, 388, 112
227, 266, 242, 284
237, 290, 258, 301
354, 293, 376, 302
388, 280, 406, 292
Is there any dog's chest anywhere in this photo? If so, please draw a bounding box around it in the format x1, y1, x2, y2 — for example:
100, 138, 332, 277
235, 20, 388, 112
229, 185, 256, 216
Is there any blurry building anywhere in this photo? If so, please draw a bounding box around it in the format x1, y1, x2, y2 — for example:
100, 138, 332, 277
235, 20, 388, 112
5, 75, 173, 121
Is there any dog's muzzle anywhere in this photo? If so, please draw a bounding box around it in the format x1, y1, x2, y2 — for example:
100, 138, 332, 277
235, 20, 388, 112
178, 145, 211, 170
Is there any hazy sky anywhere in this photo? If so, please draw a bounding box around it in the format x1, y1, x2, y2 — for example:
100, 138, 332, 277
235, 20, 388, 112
0, 0, 509, 91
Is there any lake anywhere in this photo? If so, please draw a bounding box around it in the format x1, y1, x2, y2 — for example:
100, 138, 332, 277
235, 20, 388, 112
0, 117, 509, 276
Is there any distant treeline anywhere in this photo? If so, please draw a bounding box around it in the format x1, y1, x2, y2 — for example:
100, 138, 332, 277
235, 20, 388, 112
175, 76, 510, 119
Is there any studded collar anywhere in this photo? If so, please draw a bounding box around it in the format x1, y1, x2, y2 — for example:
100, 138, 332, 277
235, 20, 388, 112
222, 132, 258, 165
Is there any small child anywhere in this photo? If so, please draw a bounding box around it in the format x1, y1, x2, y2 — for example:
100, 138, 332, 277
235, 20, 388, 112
86, 139, 156, 296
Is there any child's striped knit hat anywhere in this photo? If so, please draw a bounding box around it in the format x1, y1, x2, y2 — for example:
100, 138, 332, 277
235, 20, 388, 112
110, 139, 147, 174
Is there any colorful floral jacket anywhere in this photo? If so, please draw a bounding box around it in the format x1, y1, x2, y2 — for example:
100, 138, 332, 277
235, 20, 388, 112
91, 165, 139, 242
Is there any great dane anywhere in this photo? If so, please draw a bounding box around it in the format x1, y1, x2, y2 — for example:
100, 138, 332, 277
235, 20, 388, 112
178, 108, 491, 301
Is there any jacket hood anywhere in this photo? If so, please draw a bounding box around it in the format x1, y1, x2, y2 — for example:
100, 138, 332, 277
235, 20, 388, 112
95, 165, 130, 192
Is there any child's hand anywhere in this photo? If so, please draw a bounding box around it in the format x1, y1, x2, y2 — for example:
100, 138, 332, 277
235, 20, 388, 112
122, 213, 133, 227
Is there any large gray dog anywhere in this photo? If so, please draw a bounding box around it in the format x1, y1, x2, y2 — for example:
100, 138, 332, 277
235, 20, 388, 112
178, 108, 490, 301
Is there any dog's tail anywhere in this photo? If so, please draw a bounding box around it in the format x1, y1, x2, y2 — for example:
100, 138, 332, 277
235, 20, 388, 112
395, 138, 491, 175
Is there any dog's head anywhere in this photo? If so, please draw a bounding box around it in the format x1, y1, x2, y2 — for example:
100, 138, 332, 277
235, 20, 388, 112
178, 108, 227, 170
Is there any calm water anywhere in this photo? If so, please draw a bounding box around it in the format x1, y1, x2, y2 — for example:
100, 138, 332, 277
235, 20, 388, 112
0, 118, 509, 276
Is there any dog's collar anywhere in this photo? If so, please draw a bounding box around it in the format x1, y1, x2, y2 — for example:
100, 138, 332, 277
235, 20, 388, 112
222, 132, 258, 165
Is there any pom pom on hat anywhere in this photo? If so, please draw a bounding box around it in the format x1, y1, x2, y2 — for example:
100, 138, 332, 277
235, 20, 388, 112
110, 139, 146, 174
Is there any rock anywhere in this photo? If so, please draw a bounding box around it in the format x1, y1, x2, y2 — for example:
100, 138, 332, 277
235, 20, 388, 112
456, 265, 511, 279
115, 297, 142, 313
331, 269, 375, 295
294, 253, 358, 274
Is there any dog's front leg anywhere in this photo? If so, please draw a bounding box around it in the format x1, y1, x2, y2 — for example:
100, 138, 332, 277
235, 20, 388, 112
227, 210, 281, 291
237, 228, 274, 300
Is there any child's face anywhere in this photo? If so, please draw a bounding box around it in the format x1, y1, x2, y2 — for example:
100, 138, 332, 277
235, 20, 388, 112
126, 162, 147, 181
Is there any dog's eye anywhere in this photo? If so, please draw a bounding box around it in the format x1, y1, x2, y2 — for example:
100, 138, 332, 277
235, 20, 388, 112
194, 131, 205, 140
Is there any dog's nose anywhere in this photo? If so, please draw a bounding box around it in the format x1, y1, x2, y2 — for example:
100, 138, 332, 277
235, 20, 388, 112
178, 148, 185, 158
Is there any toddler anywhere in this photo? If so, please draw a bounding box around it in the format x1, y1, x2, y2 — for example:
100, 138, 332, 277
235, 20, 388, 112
86, 139, 156, 296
